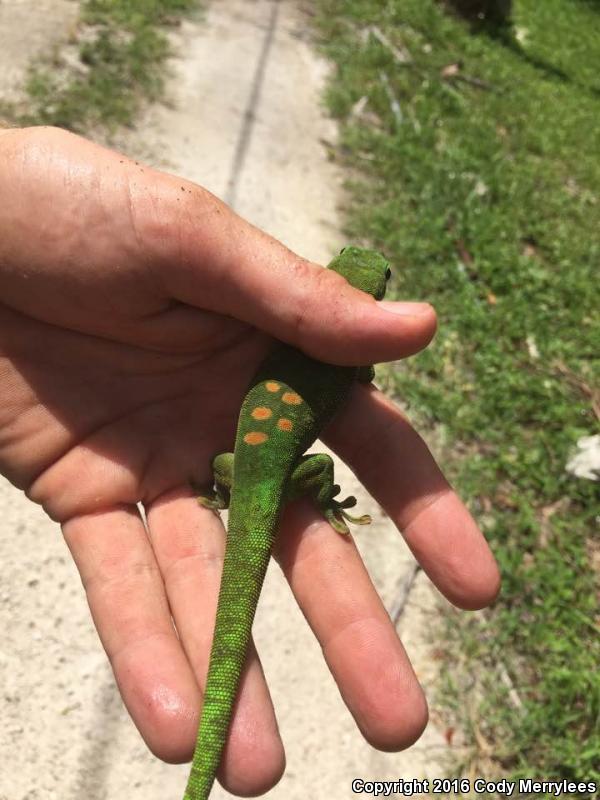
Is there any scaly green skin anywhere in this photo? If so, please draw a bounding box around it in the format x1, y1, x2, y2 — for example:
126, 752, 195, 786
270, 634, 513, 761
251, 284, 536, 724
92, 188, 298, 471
183, 247, 390, 799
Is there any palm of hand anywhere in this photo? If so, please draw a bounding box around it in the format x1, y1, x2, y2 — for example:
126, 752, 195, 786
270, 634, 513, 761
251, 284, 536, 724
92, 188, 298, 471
0, 125, 266, 515
0, 302, 269, 520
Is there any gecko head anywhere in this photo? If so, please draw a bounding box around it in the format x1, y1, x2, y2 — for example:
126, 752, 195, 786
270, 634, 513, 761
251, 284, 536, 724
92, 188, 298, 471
330, 246, 391, 300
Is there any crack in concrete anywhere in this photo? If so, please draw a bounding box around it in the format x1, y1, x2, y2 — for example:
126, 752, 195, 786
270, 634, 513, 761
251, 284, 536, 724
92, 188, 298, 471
224, 0, 281, 209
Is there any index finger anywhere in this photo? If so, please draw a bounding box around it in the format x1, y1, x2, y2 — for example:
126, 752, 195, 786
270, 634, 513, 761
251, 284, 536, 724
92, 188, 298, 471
324, 383, 501, 609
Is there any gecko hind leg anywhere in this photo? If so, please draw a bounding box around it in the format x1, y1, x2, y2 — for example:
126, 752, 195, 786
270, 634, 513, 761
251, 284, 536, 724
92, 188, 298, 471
194, 452, 234, 510
287, 453, 371, 535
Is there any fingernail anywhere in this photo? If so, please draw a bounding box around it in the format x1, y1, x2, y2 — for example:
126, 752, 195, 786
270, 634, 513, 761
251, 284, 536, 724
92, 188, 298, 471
377, 300, 433, 316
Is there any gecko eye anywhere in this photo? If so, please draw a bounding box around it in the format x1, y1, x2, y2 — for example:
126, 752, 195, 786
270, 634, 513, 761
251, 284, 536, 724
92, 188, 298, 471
385, 267, 392, 280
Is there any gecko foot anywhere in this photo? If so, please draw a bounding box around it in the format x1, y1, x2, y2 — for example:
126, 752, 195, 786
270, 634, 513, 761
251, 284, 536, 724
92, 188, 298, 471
197, 492, 228, 511
324, 495, 372, 535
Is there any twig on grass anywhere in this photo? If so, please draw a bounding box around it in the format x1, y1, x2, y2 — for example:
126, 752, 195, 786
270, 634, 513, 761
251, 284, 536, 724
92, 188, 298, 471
379, 70, 403, 127
367, 24, 412, 65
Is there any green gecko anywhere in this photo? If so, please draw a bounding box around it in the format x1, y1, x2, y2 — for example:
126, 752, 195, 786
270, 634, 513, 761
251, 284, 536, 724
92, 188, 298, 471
183, 246, 391, 799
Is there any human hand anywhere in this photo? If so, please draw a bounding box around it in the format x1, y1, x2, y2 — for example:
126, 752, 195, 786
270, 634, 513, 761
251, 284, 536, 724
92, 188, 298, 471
0, 126, 499, 796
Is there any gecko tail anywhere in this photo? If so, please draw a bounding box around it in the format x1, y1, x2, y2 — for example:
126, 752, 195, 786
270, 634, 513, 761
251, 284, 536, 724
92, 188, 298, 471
183, 524, 275, 800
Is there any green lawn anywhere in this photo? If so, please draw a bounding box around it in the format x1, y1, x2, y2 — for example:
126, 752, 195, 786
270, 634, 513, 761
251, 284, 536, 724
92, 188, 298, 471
314, 0, 600, 793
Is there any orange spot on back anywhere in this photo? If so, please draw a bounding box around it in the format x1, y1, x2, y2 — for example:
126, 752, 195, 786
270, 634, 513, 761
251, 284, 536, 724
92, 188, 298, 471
277, 418, 293, 432
265, 381, 280, 393
251, 406, 273, 420
244, 432, 268, 445
282, 392, 303, 405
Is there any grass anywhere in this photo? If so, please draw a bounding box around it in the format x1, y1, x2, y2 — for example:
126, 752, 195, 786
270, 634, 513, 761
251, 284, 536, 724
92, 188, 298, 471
314, 0, 600, 793
2, 0, 201, 132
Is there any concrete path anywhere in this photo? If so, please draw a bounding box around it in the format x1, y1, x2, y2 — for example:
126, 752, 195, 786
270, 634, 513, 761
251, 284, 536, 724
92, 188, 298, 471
0, 0, 79, 107
0, 1, 450, 797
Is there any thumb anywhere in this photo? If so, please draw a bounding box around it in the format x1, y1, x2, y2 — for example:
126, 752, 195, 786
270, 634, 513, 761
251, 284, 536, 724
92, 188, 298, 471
151, 183, 436, 366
